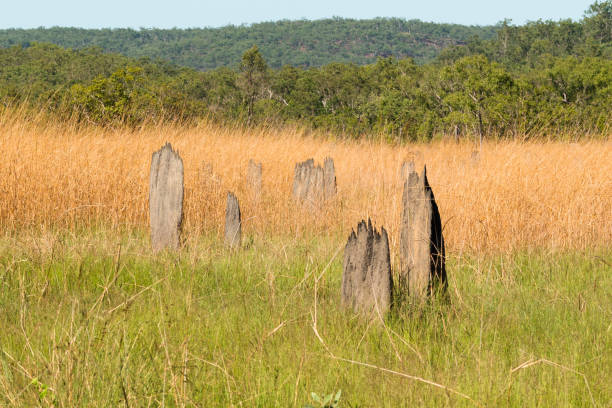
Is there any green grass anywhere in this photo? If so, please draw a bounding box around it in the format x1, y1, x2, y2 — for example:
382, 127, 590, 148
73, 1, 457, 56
0, 230, 610, 407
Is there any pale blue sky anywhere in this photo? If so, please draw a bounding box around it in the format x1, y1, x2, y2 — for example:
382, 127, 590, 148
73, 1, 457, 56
0, 0, 596, 29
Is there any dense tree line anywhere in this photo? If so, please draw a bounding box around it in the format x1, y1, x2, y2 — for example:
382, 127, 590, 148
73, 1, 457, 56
0, 1, 610, 140
438, 1, 612, 67
0, 18, 497, 69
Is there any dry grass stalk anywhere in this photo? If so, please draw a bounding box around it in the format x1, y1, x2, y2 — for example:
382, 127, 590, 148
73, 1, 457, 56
0, 109, 610, 253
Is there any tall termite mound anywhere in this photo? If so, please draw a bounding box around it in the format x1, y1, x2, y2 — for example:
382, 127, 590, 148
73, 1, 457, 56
224, 192, 242, 249
323, 157, 337, 200
149, 142, 184, 252
246, 159, 262, 202
399, 166, 447, 301
400, 160, 415, 183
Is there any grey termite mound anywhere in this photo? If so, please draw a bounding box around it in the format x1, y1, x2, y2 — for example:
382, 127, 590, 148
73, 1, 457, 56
149, 142, 184, 252
292, 157, 336, 206
400, 160, 415, 183
341, 219, 393, 316
399, 166, 447, 302
323, 157, 337, 200
246, 159, 262, 202
224, 192, 242, 249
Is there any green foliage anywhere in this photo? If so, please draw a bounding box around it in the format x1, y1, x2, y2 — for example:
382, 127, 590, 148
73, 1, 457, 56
0, 231, 610, 405
584, 1, 612, 44
239, 45, 269, 122
30, 378, 53, 403
305, 390, 342, 408
438, 1, 612, 67
439, 55, 516, 139
69, 66, 153, 124
0, 2, 611, 138
0, 19, 498, 69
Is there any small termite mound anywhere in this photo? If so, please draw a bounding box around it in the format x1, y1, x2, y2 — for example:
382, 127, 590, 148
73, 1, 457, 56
224, 192, 242, 249
342, 219, 393, 316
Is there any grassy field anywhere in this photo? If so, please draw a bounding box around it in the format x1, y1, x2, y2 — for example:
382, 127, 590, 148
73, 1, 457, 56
1, 108, 610, 252
0, 232, 610, 406
0, 110, 611, 406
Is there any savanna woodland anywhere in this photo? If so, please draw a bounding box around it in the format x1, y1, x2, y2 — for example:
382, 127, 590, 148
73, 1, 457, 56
1, 0, 611, 138
0, 1, 610, 407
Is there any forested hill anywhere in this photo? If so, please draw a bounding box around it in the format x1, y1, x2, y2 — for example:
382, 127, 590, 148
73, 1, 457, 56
1, 1, 610, 139
0, 19, 497, 69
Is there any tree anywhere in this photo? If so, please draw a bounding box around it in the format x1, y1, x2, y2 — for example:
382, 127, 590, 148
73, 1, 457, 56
69, 66, 154, 124
439, 55, 516, 142
239, 45, 269, 124
584, 0, 612, 44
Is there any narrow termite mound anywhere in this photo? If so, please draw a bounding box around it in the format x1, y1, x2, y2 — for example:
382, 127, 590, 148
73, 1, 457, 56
400, 160, 415, 183
149, 142, 184, 252
292, 157, 336, 206
399, 166, 447, 301
341, 219, 393, 315
246, 159, 262, 202
224, 192, 242, 249
471, 150, 481, 166
323, 157, 337, 200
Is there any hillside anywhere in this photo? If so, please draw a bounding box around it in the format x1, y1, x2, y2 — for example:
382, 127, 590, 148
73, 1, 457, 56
0, 18, 497, 69
0, 2, 610, 139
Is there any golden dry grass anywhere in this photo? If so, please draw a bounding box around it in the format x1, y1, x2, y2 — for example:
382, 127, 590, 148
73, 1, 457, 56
0, 108, 610, 252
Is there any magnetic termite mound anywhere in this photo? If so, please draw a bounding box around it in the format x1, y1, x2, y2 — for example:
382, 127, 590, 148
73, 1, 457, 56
399, 166, 447, 302
292, 157, 336, 206
323, 157, 337, 200
149, 142, 184, 252
341, 219, 393, 316
400, 160, 415, 183
246, 159, 262, 202
471, 150, 481, 166
224, 192, 242, 249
